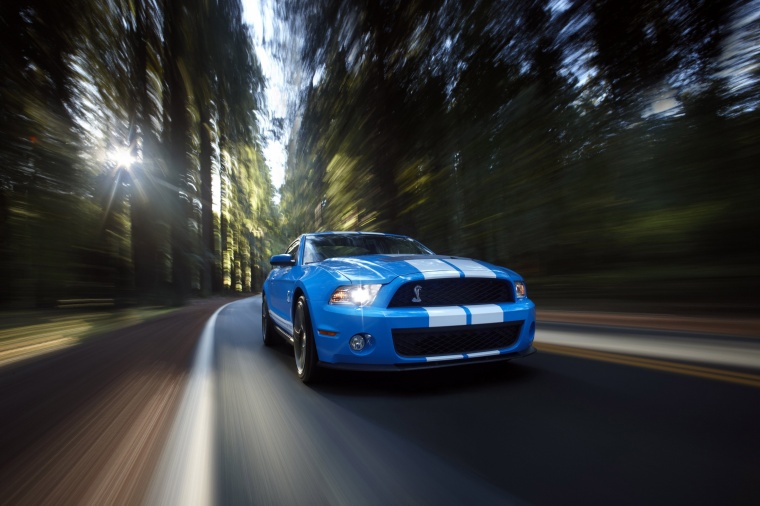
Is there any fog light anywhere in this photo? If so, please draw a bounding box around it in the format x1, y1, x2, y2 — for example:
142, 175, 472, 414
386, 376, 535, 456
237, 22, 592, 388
349, 334, 366, 351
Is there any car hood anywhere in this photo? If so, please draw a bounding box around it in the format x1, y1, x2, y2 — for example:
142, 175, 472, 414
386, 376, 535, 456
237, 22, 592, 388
317, 254, 515, 284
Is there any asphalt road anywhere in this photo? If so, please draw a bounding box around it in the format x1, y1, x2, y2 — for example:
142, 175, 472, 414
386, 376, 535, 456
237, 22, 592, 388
1, 296, 759, 505
157, 297, 760, 506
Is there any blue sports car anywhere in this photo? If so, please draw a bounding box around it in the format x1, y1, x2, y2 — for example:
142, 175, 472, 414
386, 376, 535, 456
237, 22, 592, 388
262, 232, 536, 382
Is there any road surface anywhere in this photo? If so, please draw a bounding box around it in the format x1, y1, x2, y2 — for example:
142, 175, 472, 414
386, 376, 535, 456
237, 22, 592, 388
1, 296, 759, 505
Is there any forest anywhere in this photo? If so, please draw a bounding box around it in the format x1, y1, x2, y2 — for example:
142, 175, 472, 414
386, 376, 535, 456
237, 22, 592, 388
1, 0, 280, 307
1, 0, 759, 309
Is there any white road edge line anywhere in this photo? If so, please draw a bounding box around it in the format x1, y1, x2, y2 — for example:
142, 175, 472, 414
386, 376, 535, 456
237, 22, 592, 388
143, 302, 232, 506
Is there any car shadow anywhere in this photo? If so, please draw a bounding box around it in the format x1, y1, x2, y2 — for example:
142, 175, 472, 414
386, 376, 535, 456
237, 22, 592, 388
313, 360, 538, 397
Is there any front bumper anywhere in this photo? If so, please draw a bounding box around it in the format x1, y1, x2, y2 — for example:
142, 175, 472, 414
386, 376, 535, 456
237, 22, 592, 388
309, 299, 536, 367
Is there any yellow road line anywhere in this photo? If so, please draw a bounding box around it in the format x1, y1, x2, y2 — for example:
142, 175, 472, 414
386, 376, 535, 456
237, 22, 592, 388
535, 342, 760, 389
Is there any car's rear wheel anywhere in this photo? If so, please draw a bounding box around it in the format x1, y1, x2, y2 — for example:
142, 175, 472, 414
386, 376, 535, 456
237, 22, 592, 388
293, 295, 319, 383
262, 294, 276, 347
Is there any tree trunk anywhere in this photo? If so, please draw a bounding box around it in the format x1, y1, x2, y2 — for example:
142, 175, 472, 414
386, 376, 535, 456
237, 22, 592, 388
199, 102, 214, 296
165, 0, 191, 306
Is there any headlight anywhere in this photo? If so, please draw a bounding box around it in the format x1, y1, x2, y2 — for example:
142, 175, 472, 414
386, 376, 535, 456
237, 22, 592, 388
515, 281, 527, 298
329, 284, 382, 306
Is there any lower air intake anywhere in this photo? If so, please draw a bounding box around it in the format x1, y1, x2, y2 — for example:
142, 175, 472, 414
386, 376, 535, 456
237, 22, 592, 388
392, 322, 522, 357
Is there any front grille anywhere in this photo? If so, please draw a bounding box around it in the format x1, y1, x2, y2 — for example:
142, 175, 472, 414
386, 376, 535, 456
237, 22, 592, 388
392, 322, 522, 357
388, 278, 514, 308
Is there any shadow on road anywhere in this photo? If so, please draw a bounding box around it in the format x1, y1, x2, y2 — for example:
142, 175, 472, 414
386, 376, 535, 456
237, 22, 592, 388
313, 360, 538, 396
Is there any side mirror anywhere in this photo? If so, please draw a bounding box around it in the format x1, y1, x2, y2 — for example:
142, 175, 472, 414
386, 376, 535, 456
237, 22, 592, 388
270, 254, 295, 267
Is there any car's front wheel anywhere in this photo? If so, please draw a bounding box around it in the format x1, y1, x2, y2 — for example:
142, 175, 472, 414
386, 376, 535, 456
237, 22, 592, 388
293, 295, 319, 383
262, 294, 276, 347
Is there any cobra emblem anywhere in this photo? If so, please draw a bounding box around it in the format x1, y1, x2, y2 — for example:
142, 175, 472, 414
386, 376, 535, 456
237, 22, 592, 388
411, 285, 423, 303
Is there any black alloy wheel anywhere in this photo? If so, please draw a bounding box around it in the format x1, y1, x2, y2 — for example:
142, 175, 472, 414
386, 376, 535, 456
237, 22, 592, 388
292, 295, 319, 383
262, 294, 276, 346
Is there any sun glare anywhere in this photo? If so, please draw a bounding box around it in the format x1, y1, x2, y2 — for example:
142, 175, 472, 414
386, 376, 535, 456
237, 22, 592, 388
110, 148, 135, 169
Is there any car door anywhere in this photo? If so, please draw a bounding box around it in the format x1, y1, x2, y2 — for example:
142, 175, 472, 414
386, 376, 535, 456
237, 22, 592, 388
267, 238, 302, 332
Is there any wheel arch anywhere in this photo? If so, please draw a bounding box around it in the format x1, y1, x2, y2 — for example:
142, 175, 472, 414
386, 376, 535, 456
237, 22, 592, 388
291, 286, 306, 319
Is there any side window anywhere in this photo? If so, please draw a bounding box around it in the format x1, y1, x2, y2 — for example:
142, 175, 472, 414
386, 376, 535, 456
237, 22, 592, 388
286, 240, 300, 265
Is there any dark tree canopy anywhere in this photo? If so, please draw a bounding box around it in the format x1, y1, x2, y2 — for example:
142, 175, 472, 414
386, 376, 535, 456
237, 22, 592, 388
277, 0, 760, 305
1, 0, 279, 307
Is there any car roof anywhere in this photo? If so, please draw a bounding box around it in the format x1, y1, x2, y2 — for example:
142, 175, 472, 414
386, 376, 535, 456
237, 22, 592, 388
303, 231, 410, 239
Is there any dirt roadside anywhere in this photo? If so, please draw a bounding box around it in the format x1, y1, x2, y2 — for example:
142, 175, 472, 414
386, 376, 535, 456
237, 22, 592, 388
538, 309, 760, 338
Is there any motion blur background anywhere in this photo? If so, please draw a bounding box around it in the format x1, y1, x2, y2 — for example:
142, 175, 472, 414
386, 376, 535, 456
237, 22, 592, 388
1, 0, 759, 311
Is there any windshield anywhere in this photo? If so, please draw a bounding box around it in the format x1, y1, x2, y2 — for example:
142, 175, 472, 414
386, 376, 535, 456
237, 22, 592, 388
303, 234, 433, 263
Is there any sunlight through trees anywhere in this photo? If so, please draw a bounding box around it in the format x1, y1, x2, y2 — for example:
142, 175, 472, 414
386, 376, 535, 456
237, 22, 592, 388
1, 0, 280, 307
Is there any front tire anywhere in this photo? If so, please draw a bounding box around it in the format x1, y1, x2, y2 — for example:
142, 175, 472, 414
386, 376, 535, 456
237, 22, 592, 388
262, 294, 276, 347
293, 295, 319, 383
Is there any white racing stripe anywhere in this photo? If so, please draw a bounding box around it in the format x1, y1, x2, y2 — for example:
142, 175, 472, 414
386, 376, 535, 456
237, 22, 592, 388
443, 259, 497, 278
144, 303, 230, 506
424, 306, 467, 327
404, 258, 461, 279
465, 304, 504, 324
466, 350, 501, 358
270, 310, 293, 334
426, 354, 465, 362
425, 349, 502, 361
423, 305, 506, 326
405, 257, 499, 279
